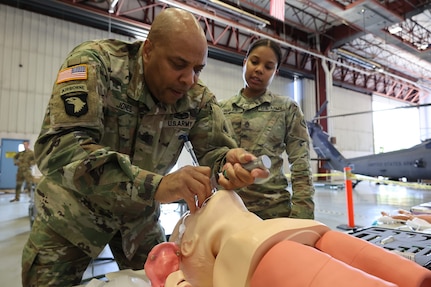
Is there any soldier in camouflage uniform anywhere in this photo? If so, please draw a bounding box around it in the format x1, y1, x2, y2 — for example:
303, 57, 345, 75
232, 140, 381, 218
22, 8, 268, 287
220, 39, 315, 220
10, 140, 35, 202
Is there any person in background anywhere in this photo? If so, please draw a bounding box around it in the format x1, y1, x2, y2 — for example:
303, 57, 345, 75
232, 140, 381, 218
381, 209, 431, 223
21, 8, 268, 287
10, 140, 35, 203
220, 38, 315, 219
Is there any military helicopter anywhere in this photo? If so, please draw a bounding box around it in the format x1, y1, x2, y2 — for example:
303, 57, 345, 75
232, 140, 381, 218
307, 102, 431, 183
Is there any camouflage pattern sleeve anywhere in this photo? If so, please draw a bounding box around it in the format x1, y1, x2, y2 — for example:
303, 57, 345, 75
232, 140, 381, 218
188, 83, 238, 174
285, 101, 315, 219
35, 41, 160, 207
13, 151, 19, 166
29, 150, 36, 167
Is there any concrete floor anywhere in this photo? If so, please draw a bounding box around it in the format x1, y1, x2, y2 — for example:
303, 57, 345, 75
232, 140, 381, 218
1, 180, 431, 286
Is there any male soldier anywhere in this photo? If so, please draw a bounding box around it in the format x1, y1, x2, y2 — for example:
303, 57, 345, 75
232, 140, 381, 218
22, 7, 268, 287
10, 140, 35, 202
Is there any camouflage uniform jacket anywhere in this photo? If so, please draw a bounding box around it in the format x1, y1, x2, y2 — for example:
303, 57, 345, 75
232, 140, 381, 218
14, 149, 36, 172
220, 90, 315, 219
35, 39, 236, 259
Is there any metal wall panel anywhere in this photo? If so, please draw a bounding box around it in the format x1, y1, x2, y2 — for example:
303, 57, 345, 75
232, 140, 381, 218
0, 4, 130, 138
332, 87, 373, 158
302, 78, 317, 123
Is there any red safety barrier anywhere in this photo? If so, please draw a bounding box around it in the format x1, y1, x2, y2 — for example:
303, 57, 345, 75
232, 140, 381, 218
337, 167, 361, 230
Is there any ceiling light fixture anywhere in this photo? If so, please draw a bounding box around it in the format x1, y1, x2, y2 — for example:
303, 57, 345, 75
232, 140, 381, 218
108, 0, 119, 14
134, 31, 149, 41
336, 48, 382, 71
418, 43, 429, 50
206, 0, 270, 28
388, 25, 402, 34
161, 0, 269, 28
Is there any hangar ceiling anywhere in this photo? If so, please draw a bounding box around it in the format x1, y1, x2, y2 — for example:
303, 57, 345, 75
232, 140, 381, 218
2, 0, 431, 104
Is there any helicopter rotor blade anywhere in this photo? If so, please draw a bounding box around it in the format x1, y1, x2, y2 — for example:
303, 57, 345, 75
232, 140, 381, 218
314, 102, 431, 120
312, 100, 328, 122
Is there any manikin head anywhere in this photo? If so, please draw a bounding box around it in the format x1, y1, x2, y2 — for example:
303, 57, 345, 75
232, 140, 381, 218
168, 190, 261, 287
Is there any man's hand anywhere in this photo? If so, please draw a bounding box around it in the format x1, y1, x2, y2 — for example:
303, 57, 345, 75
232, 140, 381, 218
155, 166, 213, 213
218, 148, 270, 190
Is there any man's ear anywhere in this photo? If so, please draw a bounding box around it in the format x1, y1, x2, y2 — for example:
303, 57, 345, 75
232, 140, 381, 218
143, 39, 153, 63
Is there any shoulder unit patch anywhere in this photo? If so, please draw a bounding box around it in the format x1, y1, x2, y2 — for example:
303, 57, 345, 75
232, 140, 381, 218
61, 94, 89, 117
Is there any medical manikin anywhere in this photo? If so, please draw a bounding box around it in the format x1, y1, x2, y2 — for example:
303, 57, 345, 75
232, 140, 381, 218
144, 190, 430, 287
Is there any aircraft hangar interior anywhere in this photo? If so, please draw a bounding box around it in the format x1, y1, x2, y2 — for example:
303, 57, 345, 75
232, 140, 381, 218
1, 0, 431, 286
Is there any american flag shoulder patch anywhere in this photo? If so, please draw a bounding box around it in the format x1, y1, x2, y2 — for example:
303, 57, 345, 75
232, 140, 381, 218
56, 64, 88, 84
